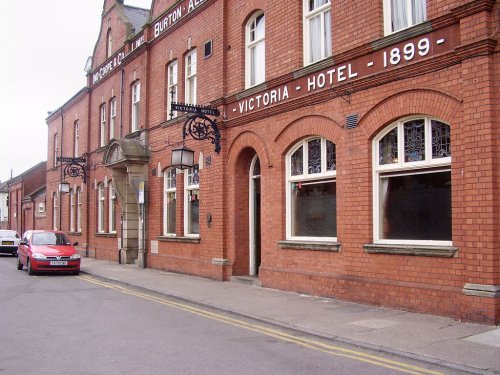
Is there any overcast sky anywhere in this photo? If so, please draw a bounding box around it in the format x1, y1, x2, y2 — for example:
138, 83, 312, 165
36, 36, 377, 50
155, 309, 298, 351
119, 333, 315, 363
0, 0, 151, 184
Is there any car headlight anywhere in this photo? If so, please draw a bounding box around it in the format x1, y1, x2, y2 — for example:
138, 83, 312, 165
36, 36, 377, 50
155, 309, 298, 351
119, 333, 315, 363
31, 253, 47, 260
70, 253, 81, 260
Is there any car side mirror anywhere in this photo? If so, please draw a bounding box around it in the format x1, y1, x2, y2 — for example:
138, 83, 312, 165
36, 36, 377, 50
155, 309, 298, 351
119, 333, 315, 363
73, 242, 79, 246
19, 240, 27, 246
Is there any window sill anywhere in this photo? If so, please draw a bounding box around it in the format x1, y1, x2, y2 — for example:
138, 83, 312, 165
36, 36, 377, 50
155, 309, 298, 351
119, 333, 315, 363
68, 231, 82, 236
278, 240, 340, 252
363, 243, 458, 258
372, 21, 432, 51
158, 236, 201, 244
95, 232, 117, 238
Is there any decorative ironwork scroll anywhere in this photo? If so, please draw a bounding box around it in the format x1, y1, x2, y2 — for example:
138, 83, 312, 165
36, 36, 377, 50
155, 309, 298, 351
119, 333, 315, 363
57, 157, 87, 183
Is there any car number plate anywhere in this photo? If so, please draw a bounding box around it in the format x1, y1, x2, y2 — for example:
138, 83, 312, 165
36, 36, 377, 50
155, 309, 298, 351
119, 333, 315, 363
2, 241, 14, 245
50, 261, 67, 266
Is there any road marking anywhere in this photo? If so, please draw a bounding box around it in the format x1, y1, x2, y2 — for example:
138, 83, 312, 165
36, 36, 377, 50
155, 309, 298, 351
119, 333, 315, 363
79, 275, 446, 375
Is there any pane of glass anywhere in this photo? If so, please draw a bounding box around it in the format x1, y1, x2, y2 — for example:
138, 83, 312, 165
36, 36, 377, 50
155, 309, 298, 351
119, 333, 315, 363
167, 192, 176, 234
308, 139, 322, 174
255, 14, 265, 40
188, 165, 199, 186
188, 190, 199, 234
379, 127, 398, 165
253, 158, 261, 176
323, 10, 331, 57
291, 146, 303, 176
309, 15, 321, 63
404, 119, 425, 162
380, 171, 451, 241
326, 140, 336, 171
291, 180, 337, 237
431, 120, 451, 159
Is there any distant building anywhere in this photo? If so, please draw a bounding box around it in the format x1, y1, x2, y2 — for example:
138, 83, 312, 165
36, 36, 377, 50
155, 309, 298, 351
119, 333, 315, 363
0, 181, 9, 229
7, 162, 47, 235
45, 0, 500, 324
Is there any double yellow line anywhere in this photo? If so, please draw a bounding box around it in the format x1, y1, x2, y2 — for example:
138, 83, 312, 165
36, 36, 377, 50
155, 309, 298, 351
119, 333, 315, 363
80, 275, 446, 375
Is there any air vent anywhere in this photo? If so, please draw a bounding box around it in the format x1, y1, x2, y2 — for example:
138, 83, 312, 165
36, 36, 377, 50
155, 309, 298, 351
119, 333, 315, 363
345, 114, 358, 129
204, 40, 213, 59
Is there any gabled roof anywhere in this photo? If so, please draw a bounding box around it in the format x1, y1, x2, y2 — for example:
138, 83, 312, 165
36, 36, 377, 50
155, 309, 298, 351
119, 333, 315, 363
124, 5, 150, 34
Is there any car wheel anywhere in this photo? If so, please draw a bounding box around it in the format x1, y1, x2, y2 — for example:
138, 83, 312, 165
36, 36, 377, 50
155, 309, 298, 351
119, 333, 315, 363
17, 257, 23, 270
27, 259, 34, 275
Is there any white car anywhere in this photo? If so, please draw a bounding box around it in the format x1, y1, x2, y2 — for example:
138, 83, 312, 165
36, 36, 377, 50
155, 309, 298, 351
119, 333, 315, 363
0, 229, 20, 256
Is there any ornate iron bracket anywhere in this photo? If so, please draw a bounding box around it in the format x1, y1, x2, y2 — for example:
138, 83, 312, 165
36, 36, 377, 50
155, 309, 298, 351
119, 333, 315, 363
57, 157, 87, 183
171, 102, 221, 154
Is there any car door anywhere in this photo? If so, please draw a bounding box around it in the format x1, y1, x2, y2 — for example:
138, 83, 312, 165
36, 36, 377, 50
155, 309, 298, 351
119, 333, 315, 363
18, 232, 30, 265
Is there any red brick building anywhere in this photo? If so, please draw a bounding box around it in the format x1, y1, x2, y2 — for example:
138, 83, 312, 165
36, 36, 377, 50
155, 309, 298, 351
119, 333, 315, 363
45, 0, 500, 324
7, 162, 47, 235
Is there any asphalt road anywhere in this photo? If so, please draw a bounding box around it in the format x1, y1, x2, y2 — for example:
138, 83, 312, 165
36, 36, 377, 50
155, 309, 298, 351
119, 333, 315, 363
0, 255, 462, 375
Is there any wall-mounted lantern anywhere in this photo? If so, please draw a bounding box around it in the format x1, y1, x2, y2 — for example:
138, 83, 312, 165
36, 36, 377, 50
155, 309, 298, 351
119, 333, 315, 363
56, 156, 87, 193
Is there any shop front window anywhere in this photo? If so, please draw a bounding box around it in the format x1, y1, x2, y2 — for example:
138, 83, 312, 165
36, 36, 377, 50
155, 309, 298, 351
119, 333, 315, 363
287, 137, 337, 240
374, 116, 452, 244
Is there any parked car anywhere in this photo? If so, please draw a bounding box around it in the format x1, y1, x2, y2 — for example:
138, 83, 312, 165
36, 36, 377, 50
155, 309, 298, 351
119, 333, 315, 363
17, 230, 81, 275
0, 229, 20, 256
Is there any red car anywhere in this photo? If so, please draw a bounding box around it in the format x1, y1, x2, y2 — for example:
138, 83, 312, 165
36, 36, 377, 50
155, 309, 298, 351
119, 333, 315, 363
17, 230, 81, 275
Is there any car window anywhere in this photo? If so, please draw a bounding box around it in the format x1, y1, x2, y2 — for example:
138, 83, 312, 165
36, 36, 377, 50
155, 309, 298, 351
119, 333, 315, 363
32, 232, 71, 246
0, 230, 18, 238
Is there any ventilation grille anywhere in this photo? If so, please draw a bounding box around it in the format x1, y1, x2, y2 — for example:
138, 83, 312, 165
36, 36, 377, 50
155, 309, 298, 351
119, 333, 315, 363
204, 40, 213, 59
345, 114, 358, 129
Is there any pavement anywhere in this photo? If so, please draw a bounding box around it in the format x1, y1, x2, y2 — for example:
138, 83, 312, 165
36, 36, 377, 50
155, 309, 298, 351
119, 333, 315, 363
80, 257, 500, 375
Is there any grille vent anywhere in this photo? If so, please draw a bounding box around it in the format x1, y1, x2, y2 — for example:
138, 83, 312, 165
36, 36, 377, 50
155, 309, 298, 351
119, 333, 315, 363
345, 114, 358, 129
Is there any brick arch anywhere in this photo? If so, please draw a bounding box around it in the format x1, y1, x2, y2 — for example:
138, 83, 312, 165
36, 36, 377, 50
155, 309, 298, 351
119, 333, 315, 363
227, 130, 272, 170
359, 88, 463, 139
274, 115, 343, 154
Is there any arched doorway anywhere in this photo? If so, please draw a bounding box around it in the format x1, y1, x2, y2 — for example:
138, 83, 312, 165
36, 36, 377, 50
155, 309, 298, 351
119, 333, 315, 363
249, 155, 261, 276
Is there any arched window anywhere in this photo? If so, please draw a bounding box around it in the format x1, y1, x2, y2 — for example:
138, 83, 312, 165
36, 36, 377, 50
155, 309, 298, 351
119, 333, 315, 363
131, 81, 141, 132
97, 183, 105, 233
373, 116, 451, 244
106, 28, 113, 58
185, 49, 197, 104
74, 121, 79, 157
184, 165, 199, 236
286, 137, 337, 240
100, 103, 107, 147
167, 61, 178, 119
109, 183, 116, 233
109, 98, 117, 140
69, 189, 75, 232
163, 168, 177, 236
52, 192, 58, 230
76, 187, 82, 232
245, 11, 265, 88
303, 0, 331, 65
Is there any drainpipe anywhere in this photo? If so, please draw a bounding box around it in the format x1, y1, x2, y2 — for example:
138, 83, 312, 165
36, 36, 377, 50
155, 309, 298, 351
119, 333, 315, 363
59, 108, 64, 231
120, 68, 125, 139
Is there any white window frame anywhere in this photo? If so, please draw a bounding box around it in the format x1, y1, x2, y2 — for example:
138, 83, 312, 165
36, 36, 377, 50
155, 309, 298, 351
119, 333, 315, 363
185, 49, 197, 105
107, 28, 113, 58
52, 192, 58, 230
109, 183, 116, 234
372, 116, 452, 246
76, 187, 82, 232
303, 0, 332, 66
69, 189, 75, 232
74, 121, 79, 157
245, 11, 266, 88
100, 104, 107, 147
383, 0, 427, 35
131, 81, 141, 132
184, 165, 200, 237
98, 183, 105, 233
163, 168, 177, 236
167, 61, 178, 119
54, 133, 58, 167
110, 98, 116, 140
286, 137, 337, 242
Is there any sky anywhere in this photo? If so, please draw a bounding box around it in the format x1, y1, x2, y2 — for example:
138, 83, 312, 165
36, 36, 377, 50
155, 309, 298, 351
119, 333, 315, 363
0, 0, 151, 184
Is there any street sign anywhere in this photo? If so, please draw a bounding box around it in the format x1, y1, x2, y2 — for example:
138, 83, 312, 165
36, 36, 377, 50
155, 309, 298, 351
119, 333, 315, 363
56, 156, 86, 163
171, 102, 220, 117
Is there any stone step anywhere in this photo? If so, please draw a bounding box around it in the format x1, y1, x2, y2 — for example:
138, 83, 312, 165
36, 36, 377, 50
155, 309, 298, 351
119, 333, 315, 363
230, 276, 261, 287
